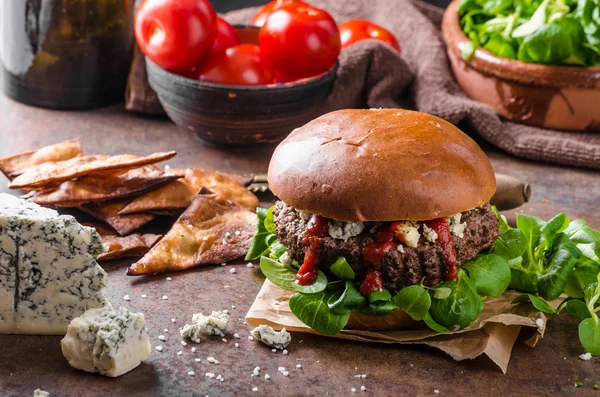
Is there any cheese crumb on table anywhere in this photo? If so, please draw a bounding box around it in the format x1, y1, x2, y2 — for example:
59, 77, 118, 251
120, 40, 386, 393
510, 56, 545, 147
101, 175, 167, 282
123, 295, 130, 301
180, 311, 230, 343
579, 352, 592, 361
33, 390, 50, 397
252, 387, 259, 392
251, 325, 291, 350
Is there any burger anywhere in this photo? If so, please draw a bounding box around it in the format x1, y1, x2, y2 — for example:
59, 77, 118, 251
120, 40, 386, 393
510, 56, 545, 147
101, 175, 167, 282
247, 108, 509, 335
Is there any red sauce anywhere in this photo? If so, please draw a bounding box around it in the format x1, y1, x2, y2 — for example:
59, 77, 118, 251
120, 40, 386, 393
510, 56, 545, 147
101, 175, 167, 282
360, 270, 383, 296
296, 215, 329, 286
362, 241, 395, 269
305, 215, 329, 238
424, 218, 458, 280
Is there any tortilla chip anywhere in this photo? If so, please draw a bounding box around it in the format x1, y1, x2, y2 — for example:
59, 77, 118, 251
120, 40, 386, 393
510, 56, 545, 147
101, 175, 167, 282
30, 166, 183, 207
127, 193, 257, 276
119, 168, 259, 215
80, 199, 156, 236
0, 139, 83, 180
9, 151, 177, 190
84, 223, 162, 261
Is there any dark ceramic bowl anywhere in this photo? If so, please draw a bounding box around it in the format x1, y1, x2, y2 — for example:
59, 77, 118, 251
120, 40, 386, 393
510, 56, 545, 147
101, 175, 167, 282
146, 26, 338, 145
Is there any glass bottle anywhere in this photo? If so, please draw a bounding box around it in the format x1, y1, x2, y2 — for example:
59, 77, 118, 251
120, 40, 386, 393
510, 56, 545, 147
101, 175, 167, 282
0, 0, 135, 109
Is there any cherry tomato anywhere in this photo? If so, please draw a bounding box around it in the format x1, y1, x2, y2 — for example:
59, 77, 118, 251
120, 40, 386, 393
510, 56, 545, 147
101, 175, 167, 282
338, 19, 401, 53
196, 44, 274, 85
213, 17, 241, 53
250, 0, 308, 27
259, 3, 340, 78
135, 0, 217, 73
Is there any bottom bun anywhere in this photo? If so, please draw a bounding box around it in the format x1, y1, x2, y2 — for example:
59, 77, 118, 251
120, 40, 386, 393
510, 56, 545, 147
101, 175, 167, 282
346, 309, 422, 331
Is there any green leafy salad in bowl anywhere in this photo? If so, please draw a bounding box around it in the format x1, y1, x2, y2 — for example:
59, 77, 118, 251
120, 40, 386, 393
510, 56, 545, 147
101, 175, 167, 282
457, 0, 600, 66
245, 108, 600, 356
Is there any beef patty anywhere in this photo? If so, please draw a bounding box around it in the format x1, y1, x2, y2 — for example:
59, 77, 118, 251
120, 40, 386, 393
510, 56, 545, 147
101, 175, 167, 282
273, 201, 499, 291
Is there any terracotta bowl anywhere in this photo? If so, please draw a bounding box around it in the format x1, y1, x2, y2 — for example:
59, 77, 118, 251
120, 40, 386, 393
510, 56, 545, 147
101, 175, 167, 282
146, 26, 337, 145
442, 0, 600, 132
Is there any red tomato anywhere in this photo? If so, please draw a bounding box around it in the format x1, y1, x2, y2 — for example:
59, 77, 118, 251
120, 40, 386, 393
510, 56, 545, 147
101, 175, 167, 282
259, 3, 340, 78
338, 19, 401, 53
213, 17, 241, 53
274, 71, 300, 83
196, 44, 274, 85
135, 0, 217, 73
250, 0, 308, 27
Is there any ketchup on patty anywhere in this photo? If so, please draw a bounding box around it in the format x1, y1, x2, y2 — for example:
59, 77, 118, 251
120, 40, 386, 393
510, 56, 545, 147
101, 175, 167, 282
295, 215, 329, 286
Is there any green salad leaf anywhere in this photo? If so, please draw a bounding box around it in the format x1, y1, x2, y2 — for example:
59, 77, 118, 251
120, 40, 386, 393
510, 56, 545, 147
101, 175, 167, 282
457, 0, 600, 66
259, 256, 296, 291
462, 254, 511, 296
430, 270, 484, 329
245, 207, 278, 260
289, 291, 351, 336
330, 257, 356, 280
327, 281, 367, 315
565, 299, 591, 320
392, 285, 431, 321
512, 293, 557, 314
368, 289, 392, 303
423, 312, 451, 333
357, 301, 399, 316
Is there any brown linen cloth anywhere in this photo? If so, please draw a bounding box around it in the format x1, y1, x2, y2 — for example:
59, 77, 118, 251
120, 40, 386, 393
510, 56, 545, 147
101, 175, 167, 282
126, 0, 600, 169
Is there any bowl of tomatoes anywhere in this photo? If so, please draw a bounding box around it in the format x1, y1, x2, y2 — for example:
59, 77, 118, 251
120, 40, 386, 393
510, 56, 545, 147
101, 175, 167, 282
136, 0, 341, 145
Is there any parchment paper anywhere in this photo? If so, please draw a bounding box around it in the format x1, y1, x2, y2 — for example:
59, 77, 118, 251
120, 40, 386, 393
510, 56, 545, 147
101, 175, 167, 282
246, 280, 564, 373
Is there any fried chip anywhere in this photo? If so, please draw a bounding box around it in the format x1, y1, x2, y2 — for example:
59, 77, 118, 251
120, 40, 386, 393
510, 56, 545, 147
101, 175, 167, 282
119, 168, 259, 215
30, 166, 183, 207
0, 139, 83, 180
80, 199, 156, 236
127, 193, 257, 276
9, 151, 177, 190
84, 223, 162, 262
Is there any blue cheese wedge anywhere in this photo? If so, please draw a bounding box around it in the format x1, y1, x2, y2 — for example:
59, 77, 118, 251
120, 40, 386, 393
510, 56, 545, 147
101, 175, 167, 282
61, 306, 151, 377
251, 325, 291, 350
0, 194, 107, 334
180, 311, 230, 343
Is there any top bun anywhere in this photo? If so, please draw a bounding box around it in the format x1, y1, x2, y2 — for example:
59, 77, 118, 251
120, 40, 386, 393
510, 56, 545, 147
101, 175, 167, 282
268, 109, 496, 222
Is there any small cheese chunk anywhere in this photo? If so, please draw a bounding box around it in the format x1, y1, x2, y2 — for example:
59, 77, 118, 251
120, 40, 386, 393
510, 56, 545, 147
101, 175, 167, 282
180, 311, 230, 343
279, 252, 292, 266
251, 324, 291, 350
422, 224, 438, 242
394, 221, 420, 248
61, 306, 151, 378
449, 213, 467, 238
33, 390, 50, 397
328, 221, 364, 241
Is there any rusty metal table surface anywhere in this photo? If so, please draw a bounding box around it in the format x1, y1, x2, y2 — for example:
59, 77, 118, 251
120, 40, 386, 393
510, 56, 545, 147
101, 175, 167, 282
1, 94, 599, 397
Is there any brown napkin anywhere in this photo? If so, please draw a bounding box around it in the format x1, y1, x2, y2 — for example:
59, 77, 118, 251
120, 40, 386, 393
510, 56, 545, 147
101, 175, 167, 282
125, 0, 600, 169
